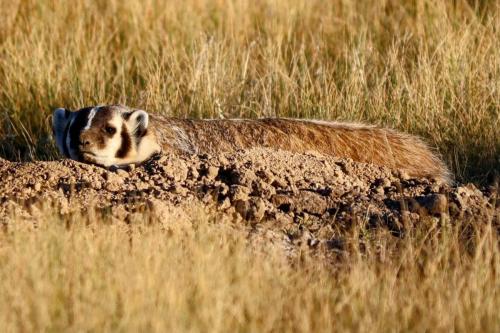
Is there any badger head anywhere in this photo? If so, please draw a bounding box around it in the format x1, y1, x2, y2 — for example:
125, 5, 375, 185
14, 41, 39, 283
52, 105, 161, 168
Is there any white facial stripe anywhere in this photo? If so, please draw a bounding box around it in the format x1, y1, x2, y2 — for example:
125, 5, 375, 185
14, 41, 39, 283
84, 107, 98, 130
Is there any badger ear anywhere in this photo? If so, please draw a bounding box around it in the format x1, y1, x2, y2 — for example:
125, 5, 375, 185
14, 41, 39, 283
124, 109, 149, 137
52, 108, 72, 157
53, 108, 71, 121
52, 108, 72, 132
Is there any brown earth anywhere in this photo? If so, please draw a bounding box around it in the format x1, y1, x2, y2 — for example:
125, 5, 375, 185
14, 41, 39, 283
0, 149, 498, 253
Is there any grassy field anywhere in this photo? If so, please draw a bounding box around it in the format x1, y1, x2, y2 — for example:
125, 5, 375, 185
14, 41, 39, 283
0, 1, 499, 332
0, 205, 498, 332
0, 0, 498, 182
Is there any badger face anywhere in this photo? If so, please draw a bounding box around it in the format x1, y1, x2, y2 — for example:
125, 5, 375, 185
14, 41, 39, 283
52, 105, 160, 168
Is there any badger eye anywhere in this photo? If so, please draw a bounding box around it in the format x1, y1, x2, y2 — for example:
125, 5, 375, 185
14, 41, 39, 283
105, 126, 116, 135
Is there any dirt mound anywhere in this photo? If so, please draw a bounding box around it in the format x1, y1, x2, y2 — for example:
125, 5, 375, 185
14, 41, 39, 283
0, 148, 498, 244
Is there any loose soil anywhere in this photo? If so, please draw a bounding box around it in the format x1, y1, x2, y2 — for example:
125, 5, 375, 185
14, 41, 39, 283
0, 149, 498, 253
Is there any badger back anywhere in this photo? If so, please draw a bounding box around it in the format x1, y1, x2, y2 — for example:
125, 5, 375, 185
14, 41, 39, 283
151, 117, 451, 184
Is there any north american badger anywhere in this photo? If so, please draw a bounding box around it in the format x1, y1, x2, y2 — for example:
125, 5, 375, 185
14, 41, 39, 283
52, 104, 451, 184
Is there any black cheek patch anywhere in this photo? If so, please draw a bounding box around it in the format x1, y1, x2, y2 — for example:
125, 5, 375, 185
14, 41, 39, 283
116, 124, 132, 158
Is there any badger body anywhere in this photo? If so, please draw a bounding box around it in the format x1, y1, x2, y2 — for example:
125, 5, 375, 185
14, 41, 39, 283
52, 105, 451, 184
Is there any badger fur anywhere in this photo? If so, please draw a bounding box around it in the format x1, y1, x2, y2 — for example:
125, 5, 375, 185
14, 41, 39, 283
52, 104, 452, 184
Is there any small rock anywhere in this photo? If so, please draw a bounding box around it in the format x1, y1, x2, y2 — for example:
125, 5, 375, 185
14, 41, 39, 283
91, 181, 102, 190
234, 199, 250, 218
105, 174, 124, 192
173, 185, 188, 196
232, 169, 257, 186
374, 185, 385, 195
410, 194, 449, 216
219, 197, 231, 210
271, 194, 294, 212
271, 178, 288, 188
294, 191, 328, 215
135, 182, 149, 191
230, 185, 251, 201
206, 166, 219, 180
218, 155, 229, 165
234, 198, 266, 222
250, 198, 266, 222
190, 166, 200, 179
428, 194, 448, 215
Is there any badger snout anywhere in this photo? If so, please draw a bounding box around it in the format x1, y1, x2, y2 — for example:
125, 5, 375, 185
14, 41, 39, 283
79, 131, 94, 150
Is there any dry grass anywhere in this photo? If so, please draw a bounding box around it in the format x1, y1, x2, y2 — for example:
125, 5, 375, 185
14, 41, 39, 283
0, 1, 499, 332
0, 0, 498, 182
0, 205, 498, 332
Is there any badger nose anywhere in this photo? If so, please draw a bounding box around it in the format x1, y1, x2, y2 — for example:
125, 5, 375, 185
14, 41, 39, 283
79, 133, 92, 148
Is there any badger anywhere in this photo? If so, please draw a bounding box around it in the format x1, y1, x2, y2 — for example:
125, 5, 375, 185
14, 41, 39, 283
52, 104, 451, 184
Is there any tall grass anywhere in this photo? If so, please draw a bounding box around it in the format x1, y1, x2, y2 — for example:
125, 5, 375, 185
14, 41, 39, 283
0, 204, 498, 332
1, 2, 498, 331
0, 0, 498, 182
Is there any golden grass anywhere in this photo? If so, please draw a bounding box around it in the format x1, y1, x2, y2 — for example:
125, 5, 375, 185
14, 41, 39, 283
0, 0, 498, 182
0, 205, 499, 332
0, 1, 499, 331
